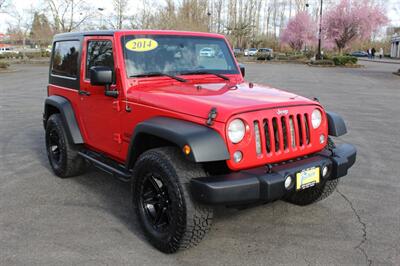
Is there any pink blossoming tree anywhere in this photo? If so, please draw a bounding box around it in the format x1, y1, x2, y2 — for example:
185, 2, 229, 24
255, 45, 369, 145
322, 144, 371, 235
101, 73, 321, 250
281, 11, 317, 51
323, 0, 388, 54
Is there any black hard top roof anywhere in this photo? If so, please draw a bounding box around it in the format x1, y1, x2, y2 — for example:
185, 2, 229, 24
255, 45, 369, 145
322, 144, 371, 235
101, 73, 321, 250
53, 30, 115, 40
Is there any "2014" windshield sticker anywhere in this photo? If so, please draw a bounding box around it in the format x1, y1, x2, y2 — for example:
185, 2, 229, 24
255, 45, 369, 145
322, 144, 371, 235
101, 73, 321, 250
125, 38, 158, 52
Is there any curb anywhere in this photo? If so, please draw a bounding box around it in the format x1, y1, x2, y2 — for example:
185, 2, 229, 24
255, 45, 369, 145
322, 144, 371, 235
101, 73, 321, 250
358, 58, 400, 65
238, 60, 308, 65
307, 64, 335, 67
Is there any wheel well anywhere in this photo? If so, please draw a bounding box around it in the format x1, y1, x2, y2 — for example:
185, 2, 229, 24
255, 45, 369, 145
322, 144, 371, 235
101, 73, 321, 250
129, 133, 177, 168
128, 133, 231, 175
43, 104, 60, 129
202, 160, 230, 176
44, 104, 60, 127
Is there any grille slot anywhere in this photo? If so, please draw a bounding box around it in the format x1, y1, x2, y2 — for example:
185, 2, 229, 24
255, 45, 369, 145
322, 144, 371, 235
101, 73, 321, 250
263, 119, 271, 153
259, 111, 311, 156
304, 114, 310, 144
272, 117, 280, 152
281, 116, 288, 150
297, 114, 303, 146
254, 121, 262, 155
289, 116, 296, 148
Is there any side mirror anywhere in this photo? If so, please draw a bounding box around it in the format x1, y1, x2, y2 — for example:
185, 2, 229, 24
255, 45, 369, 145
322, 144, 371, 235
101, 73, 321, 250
90, 66, 113, 86
239, 63, 245, 77
90, 66, 118, 98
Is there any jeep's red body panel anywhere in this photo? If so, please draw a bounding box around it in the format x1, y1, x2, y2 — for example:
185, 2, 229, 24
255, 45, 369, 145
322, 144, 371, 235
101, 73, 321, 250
48, 30, 327, 171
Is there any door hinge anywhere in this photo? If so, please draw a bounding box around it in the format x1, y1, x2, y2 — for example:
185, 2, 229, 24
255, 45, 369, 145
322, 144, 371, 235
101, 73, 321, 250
112, 101, 121, 112
113, 133, 122, 144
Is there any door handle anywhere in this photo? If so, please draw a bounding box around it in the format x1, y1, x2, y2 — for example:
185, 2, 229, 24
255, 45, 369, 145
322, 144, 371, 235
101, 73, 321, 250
78, 90, 91, 96
105, 90, 119, 98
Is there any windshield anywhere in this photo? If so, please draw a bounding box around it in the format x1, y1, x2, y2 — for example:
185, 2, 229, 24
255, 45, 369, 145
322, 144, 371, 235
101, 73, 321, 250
122, 35, 239, 77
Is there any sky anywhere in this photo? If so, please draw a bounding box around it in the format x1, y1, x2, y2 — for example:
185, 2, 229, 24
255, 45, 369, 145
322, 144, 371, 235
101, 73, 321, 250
0, 0, 399, 34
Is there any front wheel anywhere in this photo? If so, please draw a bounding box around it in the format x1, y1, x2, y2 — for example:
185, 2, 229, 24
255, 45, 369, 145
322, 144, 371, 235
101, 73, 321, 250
132, 147, 213, 253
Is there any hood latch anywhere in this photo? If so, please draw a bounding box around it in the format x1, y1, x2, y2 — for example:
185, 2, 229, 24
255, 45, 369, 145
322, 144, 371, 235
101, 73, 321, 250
206, 107, 218, 126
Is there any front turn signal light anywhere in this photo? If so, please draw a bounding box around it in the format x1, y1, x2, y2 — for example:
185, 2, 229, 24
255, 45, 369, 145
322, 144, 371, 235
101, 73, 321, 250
183, 145, 191, 155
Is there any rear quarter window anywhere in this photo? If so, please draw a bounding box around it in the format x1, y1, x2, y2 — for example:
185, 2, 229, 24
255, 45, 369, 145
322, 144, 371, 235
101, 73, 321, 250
51, 41, 80, 78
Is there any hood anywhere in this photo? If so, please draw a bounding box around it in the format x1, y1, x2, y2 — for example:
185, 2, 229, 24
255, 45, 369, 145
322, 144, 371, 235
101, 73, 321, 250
127, 81, 319, 122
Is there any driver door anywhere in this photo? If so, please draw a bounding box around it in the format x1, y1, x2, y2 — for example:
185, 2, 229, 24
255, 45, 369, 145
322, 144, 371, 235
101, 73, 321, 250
79, 36, 121, 158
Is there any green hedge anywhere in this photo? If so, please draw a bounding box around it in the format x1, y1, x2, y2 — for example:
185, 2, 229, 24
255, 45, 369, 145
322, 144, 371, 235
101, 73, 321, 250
0, 61, 9, 69
0, 52, 23, 59
332, 56, 358, 66
24, 50, 51, 58
0, 50, 51, 60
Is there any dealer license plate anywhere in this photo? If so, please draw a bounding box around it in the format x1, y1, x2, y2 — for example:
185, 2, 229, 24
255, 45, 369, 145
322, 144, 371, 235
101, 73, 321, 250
296, 167, 320, 190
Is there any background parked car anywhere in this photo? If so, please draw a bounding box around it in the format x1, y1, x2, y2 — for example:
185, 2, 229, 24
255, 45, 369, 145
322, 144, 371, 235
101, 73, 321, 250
350, 51, 368, 57
248, 48, 258, 56
233, 48, 242, 57
256, 48, 274, 60
244, 49, 249, 56
0, 47, 18, 54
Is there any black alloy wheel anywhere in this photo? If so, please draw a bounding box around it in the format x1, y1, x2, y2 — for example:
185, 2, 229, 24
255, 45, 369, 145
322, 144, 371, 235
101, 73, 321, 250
132, 147, 213, 253
139, 173, 172, 234
48, 128, 61, 165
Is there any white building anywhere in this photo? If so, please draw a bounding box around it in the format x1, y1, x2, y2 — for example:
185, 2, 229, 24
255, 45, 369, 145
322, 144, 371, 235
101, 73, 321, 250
391, 34, 400, 58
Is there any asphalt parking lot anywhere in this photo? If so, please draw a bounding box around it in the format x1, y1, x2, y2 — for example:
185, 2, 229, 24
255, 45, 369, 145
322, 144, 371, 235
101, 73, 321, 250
1, 61, 399, 265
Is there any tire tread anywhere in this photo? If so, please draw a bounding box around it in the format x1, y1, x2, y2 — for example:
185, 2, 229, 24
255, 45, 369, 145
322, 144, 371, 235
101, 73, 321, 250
132, 147, 213, 253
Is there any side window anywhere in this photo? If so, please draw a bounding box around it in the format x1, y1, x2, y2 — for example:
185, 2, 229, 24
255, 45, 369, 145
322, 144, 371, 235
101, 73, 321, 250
86, 40, 114, 80
51, 41, 80, 78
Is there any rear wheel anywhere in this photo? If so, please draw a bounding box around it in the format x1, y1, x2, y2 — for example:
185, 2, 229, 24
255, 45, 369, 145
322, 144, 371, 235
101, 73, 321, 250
45, 114, 87, 178
132, 147, 213, 253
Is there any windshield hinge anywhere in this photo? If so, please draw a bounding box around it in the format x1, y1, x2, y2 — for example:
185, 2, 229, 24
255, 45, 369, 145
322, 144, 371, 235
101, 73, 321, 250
206, 107, 218, 126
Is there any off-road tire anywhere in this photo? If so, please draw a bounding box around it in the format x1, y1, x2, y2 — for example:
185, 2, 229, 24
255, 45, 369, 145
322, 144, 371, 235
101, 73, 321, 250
45, 114, 87, 178
285, 137, 339, 206
132, 147, 213, 253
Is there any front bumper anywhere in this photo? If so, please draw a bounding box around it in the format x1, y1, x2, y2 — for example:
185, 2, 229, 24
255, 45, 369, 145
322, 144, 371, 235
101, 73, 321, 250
190, 143, 356, 205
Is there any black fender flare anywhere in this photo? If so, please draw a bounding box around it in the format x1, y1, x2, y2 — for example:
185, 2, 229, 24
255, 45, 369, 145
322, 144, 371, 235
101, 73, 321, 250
326, 111, 347, 137
126, 117, 230, 168
43, 95, 84, 144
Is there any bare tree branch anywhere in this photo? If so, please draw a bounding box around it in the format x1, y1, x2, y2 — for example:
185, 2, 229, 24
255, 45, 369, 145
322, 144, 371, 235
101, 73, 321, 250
45, 0, 94, 32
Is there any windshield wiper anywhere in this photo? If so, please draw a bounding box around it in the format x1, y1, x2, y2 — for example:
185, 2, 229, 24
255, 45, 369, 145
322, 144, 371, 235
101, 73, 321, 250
180, 70, 230, 81
130, 72, 187, 82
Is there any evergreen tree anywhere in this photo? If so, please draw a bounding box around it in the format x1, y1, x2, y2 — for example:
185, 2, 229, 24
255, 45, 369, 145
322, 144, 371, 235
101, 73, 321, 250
30, 12, 53, 47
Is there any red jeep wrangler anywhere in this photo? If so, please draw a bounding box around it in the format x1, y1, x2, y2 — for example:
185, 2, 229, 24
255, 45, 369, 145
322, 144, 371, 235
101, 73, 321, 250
43, 30, 356, 253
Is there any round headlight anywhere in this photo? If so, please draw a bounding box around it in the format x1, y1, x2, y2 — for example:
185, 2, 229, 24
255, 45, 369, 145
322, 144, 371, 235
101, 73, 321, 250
311, 109, 322, 129
228, 119, 245, 143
